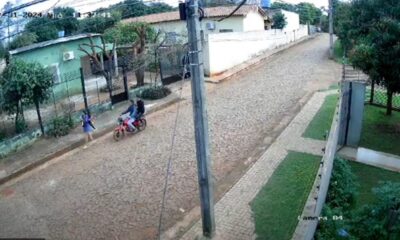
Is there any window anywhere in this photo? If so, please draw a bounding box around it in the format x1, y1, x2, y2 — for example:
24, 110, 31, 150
219, 29, 233, 33
165, 32, 178, 44
47, 64, 61, 84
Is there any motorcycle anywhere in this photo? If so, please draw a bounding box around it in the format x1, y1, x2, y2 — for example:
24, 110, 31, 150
113, 114, 147, 141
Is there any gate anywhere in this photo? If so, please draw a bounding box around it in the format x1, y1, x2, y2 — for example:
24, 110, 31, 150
338, 81, 351, 146
110, 67, 129, 105
159, 44, 189, 85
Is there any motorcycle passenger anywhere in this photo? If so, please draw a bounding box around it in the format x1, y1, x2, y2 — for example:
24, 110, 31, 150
121, 99, 137, 131
136, 98, 145, 119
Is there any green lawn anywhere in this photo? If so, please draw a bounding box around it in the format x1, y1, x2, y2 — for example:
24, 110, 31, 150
303, 94, 339, 140
359, 105, 400, 156
251, 151, 321, 240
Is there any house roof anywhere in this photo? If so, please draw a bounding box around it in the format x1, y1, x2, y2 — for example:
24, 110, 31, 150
122, 5, 266, 24
9, 33, 101, 55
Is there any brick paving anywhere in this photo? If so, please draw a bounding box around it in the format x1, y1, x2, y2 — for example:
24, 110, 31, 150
0, 35, 340, 240
180, 90, 337, 240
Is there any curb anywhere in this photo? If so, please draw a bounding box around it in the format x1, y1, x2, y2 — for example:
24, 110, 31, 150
0, 95, 182, 186
205, 34, 319, 84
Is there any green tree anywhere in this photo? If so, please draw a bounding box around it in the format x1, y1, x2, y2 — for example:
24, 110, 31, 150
0, 60, 30, 133
333, 1, 352, 53
272, 2, 322, 26
296, 2, 319, 25
24, 7, 79, 42
272, 12, 287, 29
103, 22, 157, 86
78, 11, 121, 34
53, 7, 79, 36
271, 2, 297, 12
350, 182, 400, 239
112, 0, 173, 19
9, 32, 38, 50
0, 60, 53, 134
347, 0, 400, 115
26, 62, 54, 134
146, 2, 175, 14
25, 17, 58, 42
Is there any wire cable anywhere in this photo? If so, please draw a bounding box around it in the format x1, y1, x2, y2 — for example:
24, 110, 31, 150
156, 44, 189, 240
0, 0, 163, 40
216, 0, 247, 22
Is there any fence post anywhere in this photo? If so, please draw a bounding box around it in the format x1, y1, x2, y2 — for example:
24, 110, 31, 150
66, 79, 71, 104
370, 79, 375, 104
79, 68, 89, 113
52, 89, 58, 117
122, 67, 129, 100
159, 56, 164, 86
96, 80, 100, 104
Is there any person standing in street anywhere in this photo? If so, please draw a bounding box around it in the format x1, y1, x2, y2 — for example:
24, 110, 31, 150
82, 110, 96, 149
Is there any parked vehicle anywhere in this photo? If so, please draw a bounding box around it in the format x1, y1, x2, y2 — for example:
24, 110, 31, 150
113, 114, 147, 141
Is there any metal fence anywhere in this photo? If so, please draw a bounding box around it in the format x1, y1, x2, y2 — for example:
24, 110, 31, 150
159, 44, 189, 85
365, 80, 400, 111
0, 69, 109, 140
0, 47, 185, 142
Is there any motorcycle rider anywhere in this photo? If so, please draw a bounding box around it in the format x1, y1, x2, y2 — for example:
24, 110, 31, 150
121, 99, 137, 131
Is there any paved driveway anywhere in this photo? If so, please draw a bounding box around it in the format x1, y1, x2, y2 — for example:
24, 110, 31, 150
0, 34, 340, 240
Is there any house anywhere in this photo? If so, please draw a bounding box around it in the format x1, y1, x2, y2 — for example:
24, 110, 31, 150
267, 9, 300, 32
9, 34, 113, 101
122, 5, 270, 39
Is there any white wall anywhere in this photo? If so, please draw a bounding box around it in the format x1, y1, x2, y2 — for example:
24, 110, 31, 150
281, 10, 300, 32
243, 11, 265, 32
151, 10, 265, 36
152, 16, 245, 37
204, 25, 308, 76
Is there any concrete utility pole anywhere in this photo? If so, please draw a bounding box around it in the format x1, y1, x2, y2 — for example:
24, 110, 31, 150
329, 0, 334, 58
185, 0, 215, 237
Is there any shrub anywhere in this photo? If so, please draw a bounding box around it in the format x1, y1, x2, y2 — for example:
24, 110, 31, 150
138, 86, 171, 100
316, 158, 358, 239
350, 182, 400, 239
316, 206, 352, 240
326, 158, 358, 211
48, 115, 74, 137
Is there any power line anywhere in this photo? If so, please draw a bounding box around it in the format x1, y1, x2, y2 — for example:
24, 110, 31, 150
0, 0, 151, 31
156, 45, 188, 240
217, 0, 246, 22
2, 0, 50, 15
0, 0, 160, 41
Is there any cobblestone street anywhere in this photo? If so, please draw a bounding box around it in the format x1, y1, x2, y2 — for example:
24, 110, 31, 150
0, 34, 340, 240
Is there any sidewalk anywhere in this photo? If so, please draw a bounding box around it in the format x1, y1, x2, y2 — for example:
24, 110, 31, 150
0, 91, 182, 185
174, 90, 335, 240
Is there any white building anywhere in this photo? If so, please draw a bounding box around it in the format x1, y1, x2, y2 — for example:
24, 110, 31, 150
268, 9, 300, 32
122, 5, 306, 77
122, 5, 270, 39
